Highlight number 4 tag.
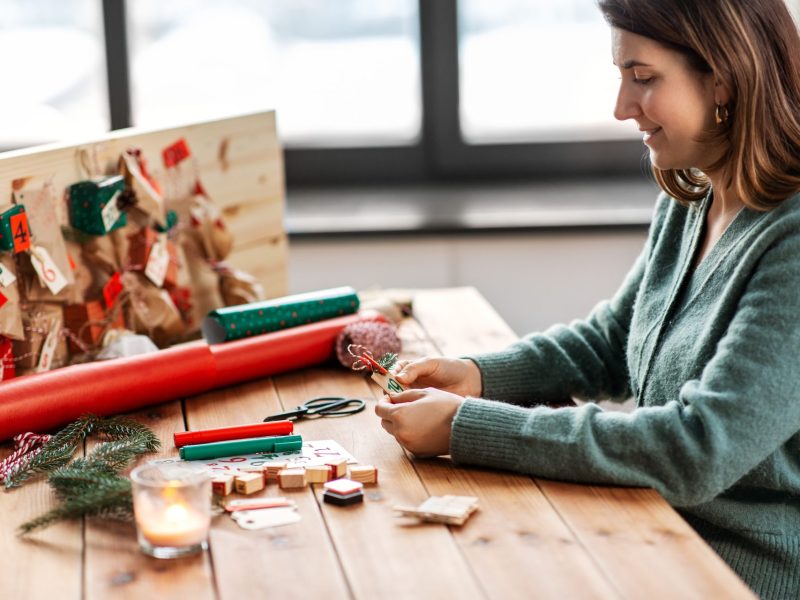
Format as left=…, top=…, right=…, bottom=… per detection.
left=9, top=212, right=31, bottom=253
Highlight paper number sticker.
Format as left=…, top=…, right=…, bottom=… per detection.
left=371, top=371, right=405, bottom=394
left=101, top=191, right=122, bottom=233
left=9, top=212, right=31, bottom=253
left=36, top=318, right=61, bottom=373
left=0, top=264, right=16, bottom=288
left=144, top=236, right=169, bottom=287
left=30, top=246, right=68, bottom=294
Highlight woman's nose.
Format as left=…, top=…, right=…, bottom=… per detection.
left=613, top=83, right=641, bottom=122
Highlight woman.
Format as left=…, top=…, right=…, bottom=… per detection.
left=375, top=1, right=800, bottom=597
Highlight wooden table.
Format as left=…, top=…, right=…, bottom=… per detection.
left=1, top=288, right=755, bottom=599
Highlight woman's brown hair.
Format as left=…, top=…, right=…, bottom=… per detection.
left=598, top=0, right=800, bottom=209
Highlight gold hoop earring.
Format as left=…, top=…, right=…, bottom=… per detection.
left=715, top=104, right=730, bottom=125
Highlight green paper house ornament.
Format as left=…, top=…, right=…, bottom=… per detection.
left=0, top=204, right=30, bottom=252
left=68, top=176, right=127, bottom=235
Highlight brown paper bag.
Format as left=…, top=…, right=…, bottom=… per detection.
left=0, top=254, right=25, bottom=340
left=13, top=302, right=68, bottom=371
left=13, top=186, right=75, bottom=302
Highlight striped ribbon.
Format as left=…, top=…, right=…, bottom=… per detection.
left=0, top=432, right=51, bottom=484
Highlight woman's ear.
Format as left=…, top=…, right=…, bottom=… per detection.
left=714, top=80, right=732, bottom=106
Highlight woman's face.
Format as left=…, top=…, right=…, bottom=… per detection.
left=612, top=28, right=721, bottom=171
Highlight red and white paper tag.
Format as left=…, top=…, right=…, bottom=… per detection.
left=36, top=317, right=61, bottom=373
left=30, top=246, right=68, bottom=294
left=0, top=264, right=16, bottom=288
left=101, top=190, right=122, bottom=233
left=144, top=235, right=169, bottom=287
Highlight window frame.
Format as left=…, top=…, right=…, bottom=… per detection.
left=102, top=0, right=644, bottom=186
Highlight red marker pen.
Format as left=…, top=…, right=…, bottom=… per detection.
left=174, top=420, right=294, bottom=448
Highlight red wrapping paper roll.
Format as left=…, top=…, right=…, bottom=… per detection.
left=0, top=310, right=386, bottom=442
left=211, top=310, right=385, bottom=387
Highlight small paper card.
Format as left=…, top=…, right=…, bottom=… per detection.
left=0, top=264, right=16, bottom=288
left=152, top=440, right=356, bottom=476
left=232, top=507, right=301, bottom=530
left=30, top=246, right=68, bottom=294
left=100, top=190, right=122, bottom=233
left=36, top=317, right=61, bottom=372
left=144, top=235, right=169, bottom=287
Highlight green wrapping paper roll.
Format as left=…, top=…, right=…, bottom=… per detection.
left=202, top=286, right=360, bottom=343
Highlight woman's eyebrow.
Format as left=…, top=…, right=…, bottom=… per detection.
left=615, top=59, right=652, bottom=69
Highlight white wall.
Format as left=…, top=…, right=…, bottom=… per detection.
left=288, top=229, right=647, bottom=336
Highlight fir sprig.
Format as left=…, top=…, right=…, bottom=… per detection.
left=6, top=415, right=158, bottom=489
left=12, top=415, right=161, bottom=534
left=5, top=415, right=97, bottom=489
left=19, top=471, right=133, bottom=534
left=379, top=352, right=399, bottom=371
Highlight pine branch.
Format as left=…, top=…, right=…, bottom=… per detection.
left=19, top=475, right=133, bottom=534
left=379, top=352, right=399, bottom=371
left=5, top=415, right=159, bottom=489
left=16, top=414, right=162, bottom=533
left=5, top=415, right=96, bottom=488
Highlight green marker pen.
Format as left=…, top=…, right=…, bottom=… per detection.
left=179, top=434, right=303, bottom=460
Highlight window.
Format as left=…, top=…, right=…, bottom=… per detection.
left=458, top=0, right=633, bottom=144
left=0, top=2, right=108, bottom=149
left=127, top=0, right=421, bottom=147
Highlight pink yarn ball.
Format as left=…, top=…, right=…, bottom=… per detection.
left=335, top=321, right=402, bottom=369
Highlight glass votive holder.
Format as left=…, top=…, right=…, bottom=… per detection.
left=130, top=463, right=211, bottom=559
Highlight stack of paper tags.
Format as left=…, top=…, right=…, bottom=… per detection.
left=322, top=478, right=364, bottom=506
left=393, top=495, right=479, bottom=526
left=224, top=497, right=300, bottom=530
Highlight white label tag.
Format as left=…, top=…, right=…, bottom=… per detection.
left=36, top=317, right=61, bottom=373
left=30, top=246, right=68, bottom=294
left=232, top=507, right=301, bottom=530
left=0, top=264, right=16, bottom=287
left=144, top=235, right=169, bottom=287
left=371, top=370, right=406, bottom=394
left=101, top=190, right=122, bottom=233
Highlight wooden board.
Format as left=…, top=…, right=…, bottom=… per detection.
left=0, top=110, right=287, bottom=298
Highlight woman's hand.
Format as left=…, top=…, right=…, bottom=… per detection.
left=374, top=388, right=465, bottom=457
left=394, top=357, right=482, bottom=398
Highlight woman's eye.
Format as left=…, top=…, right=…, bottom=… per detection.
left=633, top=77, right=653, bottom=85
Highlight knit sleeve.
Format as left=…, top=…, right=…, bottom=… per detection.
left=467, top=194, right=671, bottom=406
left=450, top=227, right=800, bottom=507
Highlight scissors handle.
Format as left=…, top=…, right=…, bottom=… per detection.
left=305, top=397, right=366, bottom=417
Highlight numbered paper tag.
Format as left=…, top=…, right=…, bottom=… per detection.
left=36, top=317, right=61, bottom=373
left=144, top=235, right=169, bottom=287
left=371, top=370, right=406, bottom=394
left=0, top=264, right=16, bottom=287
left=9, top=212, right=31, bottom=253
left=30, top=246, right=68, bottom=294
left=101, top=190, right=122, bottom=233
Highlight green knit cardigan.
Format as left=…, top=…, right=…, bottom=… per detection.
left=452, top=192, right=800, bottom=599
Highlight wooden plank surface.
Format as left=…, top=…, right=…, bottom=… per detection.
left=388, top=314, right=620, bottom=599
left=274, top=367, right=485, bottom=600
left=83, top=401, right=216, bottom=600
left=184, top=379, right=351, bottom=600
left=0, top=448, right=83, bottom=600
left=410, top=287, right=756, bottom=599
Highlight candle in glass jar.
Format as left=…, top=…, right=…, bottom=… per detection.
left=131, top=464, right=211, bottom=558
left=135, top=493, right=209, bottom=547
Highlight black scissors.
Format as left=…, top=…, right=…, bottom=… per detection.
left=263, top=396, right=366, bottom=422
